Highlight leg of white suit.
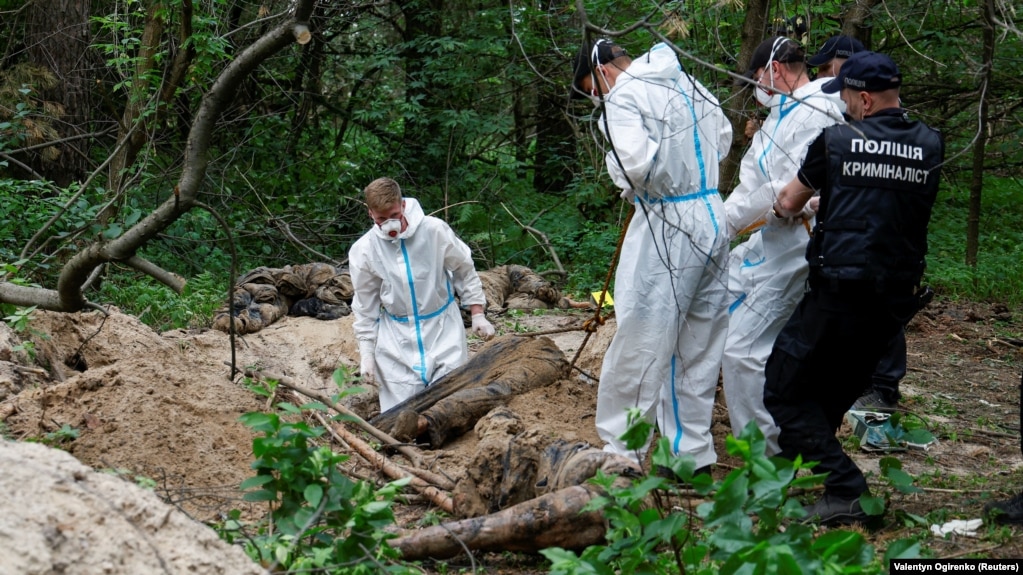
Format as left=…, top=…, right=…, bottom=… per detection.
left=656, top=246, right=728, bottom=468
left=376, top=305, right=468, bottom=412
left=721, top=225, right=809, bottom=454
left=596, top=201, right=728, bottom=468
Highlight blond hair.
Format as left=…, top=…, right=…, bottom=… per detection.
left=364, top=177, right=402, bottom=211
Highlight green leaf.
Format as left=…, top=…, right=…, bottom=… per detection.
left=860, top=494, right=886, bottom=515
left=242, top=489, right=278, bottom=502
left=885, top=537, right=922, bottom=559
left=361, top=500, right=391, bottom=515
left=304, top=483, right=323, bottom=508
left=240, top=475, right=274, bottom=490
left=102, top=223, right=122, bottom=239
left=812, top=529, right=872, bottom=565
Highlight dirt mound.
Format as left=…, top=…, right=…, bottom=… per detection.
left=0, top=438, right=265, bottom=575
left=2, top=309, right=363, bottom=522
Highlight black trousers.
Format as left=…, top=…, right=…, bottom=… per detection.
left=764, top=284, right=916, bottom=497
left=871, top=326, right=906, bottom=402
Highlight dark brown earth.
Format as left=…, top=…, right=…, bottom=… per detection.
left=0, top=297, right=1019, bottom=572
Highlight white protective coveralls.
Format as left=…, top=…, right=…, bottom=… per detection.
left=349, top=197, right=487, bottom=411
left=594, top=43, right=733, bottom=468
left=721, top=78, right=842, bottom=453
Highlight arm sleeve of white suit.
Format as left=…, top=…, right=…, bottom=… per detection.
left=440, top=224, right=487, bottom=308
left=602, top=89, right=658, bottom=191
left=726, top=177, right=791, bottom=239
left=348, top=239, right=382, bottom=343
left=716, top=106, right=733, bottom=163
left=725, top=103, right=837, bottom=239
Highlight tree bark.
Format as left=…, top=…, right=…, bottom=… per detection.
left=842, top=0, right=878, bottom=47
left=719, top=0, right=769, bottom=195
left=967, top=0, right=995, bottom=268
left=390, top=483, right=609, bottom=560
left=104, top=0, right=197, bottom=224
left=24, top=0, right=97, bottom=185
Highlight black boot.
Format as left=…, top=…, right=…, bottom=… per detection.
left=984, top=491, right=1023, bottom=525
left=801, top=492, right=870, bottom=526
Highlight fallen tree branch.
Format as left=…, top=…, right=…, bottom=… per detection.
left=234, top=364, right=422, bottom=468
left=124, top=256, right=187, bottom=293
left=397, top=463, right=457, bottom=491
left=390, top=483, right=608, bottom=560
left=327, top=420, right=453, bottom=514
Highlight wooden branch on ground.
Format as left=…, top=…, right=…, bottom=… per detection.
left=389, top=484, right=608, bottom=560
left=235, top=365, right=422, bottom=468
left=124, top=256, right=186, bottom=293
left=326, top=420, right=453, bottom=514
left=397, top=464, right=457, bottom=491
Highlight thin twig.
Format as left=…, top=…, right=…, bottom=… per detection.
left=235, top=364, right=422, bottom=468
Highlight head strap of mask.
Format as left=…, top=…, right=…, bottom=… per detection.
left=763, top=36, right=788, bottom=80
left=590, top=39, right=609, bottom=101
left=590, top=39, right=627, bottom=100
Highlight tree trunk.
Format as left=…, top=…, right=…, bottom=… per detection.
left=24, top=0, right=96, bottom=186
left=719, top=0, right=769, bottom=195
left=842, top=0, right=878, bottom=47
left=967, top=0, right=995, bottom=268
left=534, top=89, right=576, bottom=195
left=104, top=0, right=197, bottom=225
left=395, top=0, right=448, bottom=187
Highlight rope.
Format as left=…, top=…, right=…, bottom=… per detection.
left=568, top=203, right=635, bottom=374
left=734, top=215, right=813, bottom=239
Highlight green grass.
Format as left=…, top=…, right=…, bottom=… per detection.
left=96, top=270, right=226, bottom=331
left=926, top=177, right=1023, bottom=305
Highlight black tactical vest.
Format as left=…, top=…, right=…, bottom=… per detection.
left=808, top=111, right=944, bottom=291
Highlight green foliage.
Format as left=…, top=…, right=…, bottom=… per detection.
left=4, top=304, right=35, bottom=332
left=543, top=420, right=919, bottom=574
left=548, top=219, right=622, bottom=295
left=219, top=378, right=417, bottom=574
left=96, top=271, right=225, bottom=331
left=3, top=303, right=46, bottom=360
left=102, top=467, right=158, bottom=490
left=0, top=0, right=1020, bottom=336
left=926, top=178, right=1023, bottom=305
left=28, top=423, right=80, bottom=447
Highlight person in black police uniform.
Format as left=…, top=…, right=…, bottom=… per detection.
left=983, top=370, right=1023, bottom=524
left=763, top=51, right=945, bottom=526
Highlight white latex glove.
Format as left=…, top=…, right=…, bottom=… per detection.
left=358, top=340, right=376, bottom=384
left=765, top=203, right=814, bottom=228
left=807, top=196, right=820, bottom=214
left=471, top=313, right=495, bottom=340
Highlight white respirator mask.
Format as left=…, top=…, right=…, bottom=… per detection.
left=379, top=218, right=402, bottom=238
left=754, top=85, right=776, bottom=107
left=754, top=63, right=778, bottom=107
left=754, top=37, right=788, bottom=108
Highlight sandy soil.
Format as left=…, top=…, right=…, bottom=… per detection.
left=0, top=298, right=1020, bottom=572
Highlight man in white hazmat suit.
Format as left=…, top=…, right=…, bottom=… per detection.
left=721, top=37, right=843, bottom=453
left=572, top=39, right=732, bottom=472
left=349, top=177, right=495, bottom=412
